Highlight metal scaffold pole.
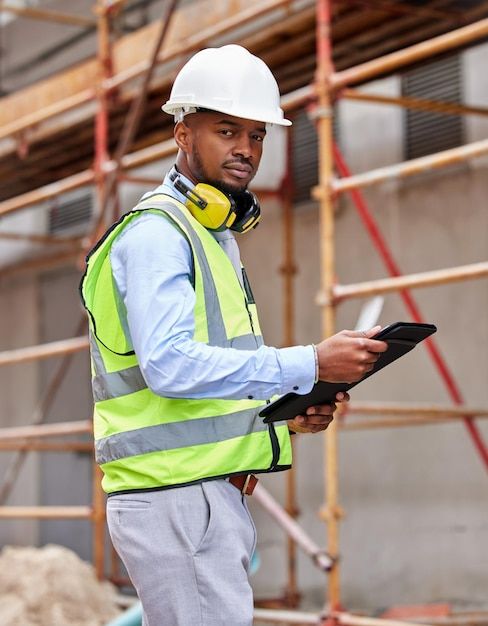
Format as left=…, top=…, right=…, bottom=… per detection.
left=315, top=0, right=341, bottom=611
left=282, top=131, right=300, bottom=606
left=91, top=0, right=116, bottom=579
left=93, top=0, right=115, bottom=240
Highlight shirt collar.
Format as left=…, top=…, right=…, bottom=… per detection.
left=140, top=166, right=192, bottom=206
left=162, top=167, right=194, bottom=206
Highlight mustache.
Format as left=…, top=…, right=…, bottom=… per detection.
left=223, top=157, right=254, bottom=170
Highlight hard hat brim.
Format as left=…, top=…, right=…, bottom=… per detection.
left=161, top=102, right=292, bottom=127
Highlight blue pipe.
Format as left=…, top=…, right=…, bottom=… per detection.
left=105, top=602, right=142, bottom=626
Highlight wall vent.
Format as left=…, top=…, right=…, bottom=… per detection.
left=291, top=109, right=318, bottom=204
left=48, top=193, right=93, bottom=234
left=291, top=108, right=339, bottom=205
left=402, top=54, right=463, bottom=160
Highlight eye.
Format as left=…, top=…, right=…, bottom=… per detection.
left=253, top=134, right=265, bottom=143
left=219, top=129, right=233, bottom=137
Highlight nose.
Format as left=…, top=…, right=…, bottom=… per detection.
left=233, top=134, right=252, bottom=159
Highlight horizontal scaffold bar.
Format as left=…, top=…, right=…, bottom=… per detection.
left=336, top=612, right=435, bottom=626
left=0, top=420, right=92, bottom=441
left=253, top=607, right=321, bottom=624
left=349, top=403, right=488, bottom=417
left=0, top=90, right=95, bottom=143
left=0, top=441, right=92, bottom=452
left=339, top=404, right=488, bottom=431
left=0, top=249, right=80, bottom=280
left=0, top=4, right=96, bottom=27
left=331, top=17, right=488, bottom=90
left=331, top=137, right=488, bottom=193
left=340, top=415, right=488, bottom=431
left=0, top=506, right=93, bottom=519
left=0, top=336, right=89, bottom=366
left=341, top=88, right=488, bottom=118
left=0, top=170, right=95, bottom=218
left=330, top=262, right=488, bottom=301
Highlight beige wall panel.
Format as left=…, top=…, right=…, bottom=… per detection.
left=239, top=197, right=285, bottom=348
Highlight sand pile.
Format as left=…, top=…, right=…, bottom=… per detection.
left=0, top=544, right=122, bottom=626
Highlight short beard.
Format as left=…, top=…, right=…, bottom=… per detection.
left=192, top=146, right=248, bottom=195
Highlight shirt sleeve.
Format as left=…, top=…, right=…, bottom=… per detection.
left=110, top=213, right=316, bottom=401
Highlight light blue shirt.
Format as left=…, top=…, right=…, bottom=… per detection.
left=110, top=170, right=315, bottom=401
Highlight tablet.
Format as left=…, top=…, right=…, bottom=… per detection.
left=259, top=322, right=437, bottom=423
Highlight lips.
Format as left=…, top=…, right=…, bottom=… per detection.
left=223, top=163, right=253, bottom=180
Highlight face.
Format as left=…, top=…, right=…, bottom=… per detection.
left=174, top=112, right=266, bottom=194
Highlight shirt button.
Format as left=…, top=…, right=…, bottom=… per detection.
left=248, top=395, right=254, bottom=400
left=293, top=386, right=299, bottom=391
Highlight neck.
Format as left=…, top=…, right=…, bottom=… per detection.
left=175, top=152, right=198, bottom=185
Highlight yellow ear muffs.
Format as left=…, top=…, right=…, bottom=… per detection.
left=170, top=169, right=237, bottom=231
left=185, top=183, right=236, bottom=231
left=169, top=168, right=260, bottom=233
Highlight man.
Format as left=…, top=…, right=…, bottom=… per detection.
left=80, top=45, right=387, bottom=626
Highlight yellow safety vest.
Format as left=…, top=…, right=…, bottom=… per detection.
left=80, top=194, right=292, bottom=494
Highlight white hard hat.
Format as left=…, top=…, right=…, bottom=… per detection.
left=162, top=45, right=291, bottom=127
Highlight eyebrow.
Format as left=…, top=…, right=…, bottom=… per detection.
left=214, top=119, right=266, bottom=133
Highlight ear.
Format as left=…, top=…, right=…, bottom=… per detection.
left=174, top=120, right=192, bottom=153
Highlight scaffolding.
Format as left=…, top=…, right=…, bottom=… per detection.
left=0, top=1, right=488, bottom=624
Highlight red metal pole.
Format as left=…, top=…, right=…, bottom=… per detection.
left=332, top=143, right=488, bottom=472
left=94, top=0, right=112, bottom=230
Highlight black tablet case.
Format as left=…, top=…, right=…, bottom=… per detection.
left=259, top=322, right=437, bottom=423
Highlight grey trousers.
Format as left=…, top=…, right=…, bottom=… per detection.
left=107, top=479, right=257, bottom=626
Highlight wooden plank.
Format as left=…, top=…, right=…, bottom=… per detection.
left=0, top=60, right=100, bottom=127
left=0, top=5, right=96, bottom=27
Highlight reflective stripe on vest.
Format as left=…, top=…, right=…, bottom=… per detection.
left=95, top=406, right=268, bottom=465
left=159, top=201, right=227, bottom=346
left=90, top=332, right=260, bottom=403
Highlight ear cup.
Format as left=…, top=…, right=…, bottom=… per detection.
left=229, top=190, right=261, bottom=233
left=187, top=183, right=236, bottom=231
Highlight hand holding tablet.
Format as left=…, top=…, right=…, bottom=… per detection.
left=260, top=322, right=437, bottom=424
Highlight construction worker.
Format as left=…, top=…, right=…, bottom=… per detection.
left=80, top=45, right=387, bottom=626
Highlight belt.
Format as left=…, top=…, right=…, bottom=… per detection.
left=227, top=474, right=258, bottom=496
